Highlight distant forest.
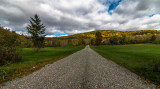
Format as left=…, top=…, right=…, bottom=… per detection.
left=45, top=30, right=160, bottom=46
left=1, top=26, right=160, bottom=48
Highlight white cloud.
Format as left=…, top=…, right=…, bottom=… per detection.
left=45, top=35, right=56, bottom=37
left=0, top=0, right=160, bottom=36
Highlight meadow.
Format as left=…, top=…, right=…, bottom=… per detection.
left=91, top=44, right=160, bottom=85
left=0, top=46, right=84, bottom=83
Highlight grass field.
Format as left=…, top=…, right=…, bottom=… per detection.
left=91, top=44, right=160, bottom=85
left=0, top=46, right=84, bottom=83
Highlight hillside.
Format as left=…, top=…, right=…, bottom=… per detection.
left=49, top=30, right=160, bottom=39
left=45, top=30, right=160, bottom=46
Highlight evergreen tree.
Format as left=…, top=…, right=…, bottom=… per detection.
left=27, top=14, right=46, bottom=51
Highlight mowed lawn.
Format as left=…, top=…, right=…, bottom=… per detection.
left=91, top=44, right=160, bottom=85
left=0, top=46, right=84, bottom=83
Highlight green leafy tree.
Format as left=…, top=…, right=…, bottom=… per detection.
left=110, top=36, right=119, bottom=45
left=27, top=14, right=46, bottom=51
left=95, top=31, right=102, bottom=46
left=119, top=34, right=127, bottom=44
left=151, top=34, right=156, bottom=42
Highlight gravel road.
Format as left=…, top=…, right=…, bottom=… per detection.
left=2, top=45, right=156, bottom=89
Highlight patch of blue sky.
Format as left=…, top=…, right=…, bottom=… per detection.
left=148, top=14, right=155, bottom=17
left=54, top=33, right=67, bottom=37
left=148, top=13, right=160, bottom=17
left=108, top=0, right=122, bottom=11
left=108, top=0, right=122, bottom=15
left=98, top=0, right=122, bottom=15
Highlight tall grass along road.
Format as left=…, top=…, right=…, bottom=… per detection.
left=2, top=46, right=155, bottom=89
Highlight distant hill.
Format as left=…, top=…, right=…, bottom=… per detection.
left=45, top=30, right=160, bottom=46
left=49, top=30, right=160, bottom=39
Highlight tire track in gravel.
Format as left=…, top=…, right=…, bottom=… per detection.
left=2, top=45, right=156, bottom=89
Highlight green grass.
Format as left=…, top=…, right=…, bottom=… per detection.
left=91, top=44, right=160, bottom=85
left=0, top=46, right=84, bottom=83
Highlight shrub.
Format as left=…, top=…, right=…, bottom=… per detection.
left=0, top=46, right=22, bottom=66
left=0, top=27, right=23, bottom=66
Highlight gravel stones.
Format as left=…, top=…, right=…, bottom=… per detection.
left=2, top=46, right=156, bottom=89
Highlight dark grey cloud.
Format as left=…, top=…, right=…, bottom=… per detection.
left=136, top=0, right=149, bottom=11
left=114, top=0, right=160, bottom=19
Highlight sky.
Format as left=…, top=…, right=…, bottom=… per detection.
left=0, top=0, right=160, bottom=37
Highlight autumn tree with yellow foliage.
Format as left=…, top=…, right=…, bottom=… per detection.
left=95, top=31, right=102, bottom=46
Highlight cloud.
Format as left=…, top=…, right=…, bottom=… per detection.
left=0, top=0, right=160, bottom=36
left=45, top=33, right=68, bottom=37
left=45, top=35, right=56, bottom=37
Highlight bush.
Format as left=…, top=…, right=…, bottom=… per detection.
left=0, top=46, right=22, bottom=66
left=0, top=27, right=23, bottom=66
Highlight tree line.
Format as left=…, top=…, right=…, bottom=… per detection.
left=45, top=30, right=160, bottom=47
